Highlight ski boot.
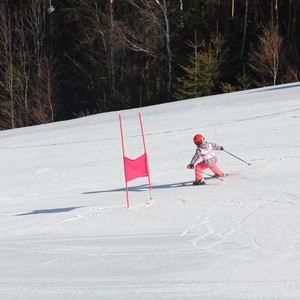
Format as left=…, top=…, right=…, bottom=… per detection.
left=193, top=179, right=206, bottom=185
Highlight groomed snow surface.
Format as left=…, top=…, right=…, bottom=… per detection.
left=1, top=83, right=300, bottom=300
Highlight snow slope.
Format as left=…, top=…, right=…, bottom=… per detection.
left=0, top=83, right=300, bottom=300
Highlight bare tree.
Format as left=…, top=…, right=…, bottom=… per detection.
left=108, top=0, right=117, bottom=102
left=25, top=0, right=55, bottom=123
left=0, top=1, right=15, bottom=128
left=154, top=0, right=172, bottom=101
left=248, top=24, right=283, bottom=86
left=240, top=0, right=249, bottom=62
left=115, top=0, right=173, bottom=101
left=74, top=0, right=119, bottom=107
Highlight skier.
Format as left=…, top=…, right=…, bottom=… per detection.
left=187, top=134, right=225, bottom=185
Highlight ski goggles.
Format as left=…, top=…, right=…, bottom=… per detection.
left=194, top=142, right=203, bottom=146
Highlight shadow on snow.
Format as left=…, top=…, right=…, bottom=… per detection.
left=248, top=83, right=300, bottom=93
left=16, top=206, right=83, bottom=216
left=82, top=182, right=194, bottom=195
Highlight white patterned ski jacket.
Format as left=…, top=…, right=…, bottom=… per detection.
left=190, top=140, right=222, bottom=166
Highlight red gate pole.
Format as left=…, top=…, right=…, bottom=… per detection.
left=138, top=112, right=153, bottom=200
left=119, top=114, right=130, bottom=208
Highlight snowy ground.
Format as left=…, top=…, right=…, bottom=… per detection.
left=0, top=83, right=300, bottom=299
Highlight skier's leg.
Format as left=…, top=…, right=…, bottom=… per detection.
left=195, top=162, right=209, bottom=181
left=210, top=164, right=225, bottom=176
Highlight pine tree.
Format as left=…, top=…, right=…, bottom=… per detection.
left=175, top=30, right=227, bottom=100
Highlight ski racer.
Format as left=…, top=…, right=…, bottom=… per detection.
left=187, top=134, right=225, bottom=185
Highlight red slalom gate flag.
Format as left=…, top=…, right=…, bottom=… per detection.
left=123, top=152, right=149, bottom=182
left=119, top=113, right=152, bottom=207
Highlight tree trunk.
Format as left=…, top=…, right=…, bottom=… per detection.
left=240, top=0, right=249, bottom=62
left=109, top=0, right=116, bottom=105
left=155, top=0, right=172, bottom=101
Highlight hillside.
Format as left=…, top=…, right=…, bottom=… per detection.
left=0, top=83, right=300, bottom=299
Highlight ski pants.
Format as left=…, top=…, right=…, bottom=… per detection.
left=195, top=162, right=224, bottom=181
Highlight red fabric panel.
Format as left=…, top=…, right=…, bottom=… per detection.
left=124, top=153, right=149, bottom=182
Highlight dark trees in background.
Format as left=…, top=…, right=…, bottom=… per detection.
left=0, top=0, right=299, bottom=130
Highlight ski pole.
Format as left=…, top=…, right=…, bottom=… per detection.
left=189, top=168, right=224, bottom=181
left=222, top=149, right=251, bottom=166
left=200, top=170, right=224, bottom=181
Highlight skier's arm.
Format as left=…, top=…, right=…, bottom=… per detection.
left=210, top=142, right=224, bottom=151
left=190, top=149, right=201, bottom=165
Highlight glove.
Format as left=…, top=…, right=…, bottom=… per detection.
left=220, top=146, right=224, bottom=150
left=187, top=164, right=194, bottom=169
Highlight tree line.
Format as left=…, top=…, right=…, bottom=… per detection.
left=0, top=0, right=299, bottom=130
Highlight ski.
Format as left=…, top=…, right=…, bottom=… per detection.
left=204, top=173, right=238, bottom=180
left=182, top=173, right=238, bottom=186
left=181, top=181, right=217, bottom=186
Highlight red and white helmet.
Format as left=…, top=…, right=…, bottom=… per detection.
left=193, top=134, right=204, bottom=145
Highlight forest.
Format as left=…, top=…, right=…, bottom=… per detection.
left=0, top=0, right=299, bottom=130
